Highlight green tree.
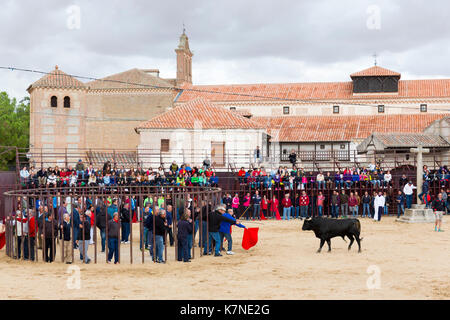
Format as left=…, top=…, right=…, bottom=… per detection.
left=0, top=91, right=30, bottom=170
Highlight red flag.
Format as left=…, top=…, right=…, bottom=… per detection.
left=0, top=232, right=5, bottom=250
left=242, top=227, right=259, bottom=250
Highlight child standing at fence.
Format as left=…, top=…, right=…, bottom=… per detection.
left=243, top=193, right=251, bottom=220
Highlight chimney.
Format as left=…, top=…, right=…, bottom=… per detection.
left=141, top=69, right=160, bottom=78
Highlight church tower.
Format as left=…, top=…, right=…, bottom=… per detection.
left=175, top=29, right=193, bottom=86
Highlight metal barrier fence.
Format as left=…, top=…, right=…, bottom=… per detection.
left=3, top=185, right=222, bottom=264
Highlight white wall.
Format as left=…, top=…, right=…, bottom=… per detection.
left=138, top=128, right=264, bottom=169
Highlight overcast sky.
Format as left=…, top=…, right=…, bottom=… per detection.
left=2, top=0, right=450, bottom=100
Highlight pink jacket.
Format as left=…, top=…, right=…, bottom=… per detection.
left=232, top=197, right=240, bottom=208
left=243, top=196, right=250, bottom=207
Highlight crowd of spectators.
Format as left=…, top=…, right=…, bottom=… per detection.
left=237, top=164, right=450, bottom=191
left=18, top=159, right=220, bottom=189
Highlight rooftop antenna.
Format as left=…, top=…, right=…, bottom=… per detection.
left=182, top=22, right=186, bottom=34
left=373, top=53, right=378, bottom=66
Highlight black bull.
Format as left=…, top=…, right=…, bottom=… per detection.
left=302, top=217, right=363, bottom=253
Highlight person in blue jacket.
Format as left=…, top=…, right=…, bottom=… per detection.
left=219, top=208, right=245, bottom=255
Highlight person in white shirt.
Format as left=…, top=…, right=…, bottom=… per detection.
left=69, top=172, right=77, bottom=187
left=384, top=171, right=392, bottom=188
left=403, top=181, right=416, bottom=209
left=20, top=166, right=30, bottom=186
left=316, top=171, right=325, bottom=189
left=373, top=191, right=385, bottom=221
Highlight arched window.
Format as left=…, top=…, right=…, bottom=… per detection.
left=64, top=96, right=71, bottom=108
left=50, top=96, right=57, bottom=108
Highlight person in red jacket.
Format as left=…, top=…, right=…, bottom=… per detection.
left=238, top=167, right=246, bottom=184
left=298, top=191, right=310, bottom=220
left=281, top=194, right=292, bottom=221
left=27, top=209, right=36, bottom=261
left=269, top=195, right=281, bottom=220
left=261, top=195, right=269, bottom=219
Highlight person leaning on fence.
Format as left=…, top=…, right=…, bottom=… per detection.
left=206, top=205, right=237, bottom=257
left=107, top=212, right=120, bottom=264
left=177, top=210, right=193, bottom=262
left=61, top=213, right=73, bottom=264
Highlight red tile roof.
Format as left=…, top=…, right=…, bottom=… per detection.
left=253, top=114, right=449, bottom=142
left=136, top=98, right=264, bottom=130
left=177, top=79, right=450, bottom=102
left=29, top=66, right=85, bottom=90
left=350, top=66, right=401, bottom=78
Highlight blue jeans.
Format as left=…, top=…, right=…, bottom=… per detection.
left=318, top=206, right=323, bottom=216
left=77, top=170, right=85, bottom=180
left=100, top=228, right=106, bottom=251
left=300, top=206, right=308, bottom=218
left=317, top=181, right=325, bottom=189
left=397, top=204, right=404, bottom=217
left=350, top=206, right=358, bottom=217
left=187, top=233, right=193, bottom=259
left=79, top=240, right=90, bottom=263
left=121, top=222, right=130, bottom=242
left=253, top=204, right=260, bottom=219
left=332, top=205, right=339, bottom=218
left=108, top=238, right=119, bottom=263
left=208, top=232, right=222, bottom=255
left=295, top=206, right=300, bottom=219
left=406, top=194, right=413, bottom=209
left=345, top=181, right=353, bottom=188
left=220, top=232, right=232, bottom=251
left=155, top=235, right=164, bottom=262
left=384, top=205, right=388, bottom=215
left=283, top=207, right=291, bottom=220
left=73, top=227, right=79, bottom=248
left=177, top=237, right=189, bottom=262
left=363, top=203, right=370, bottom=217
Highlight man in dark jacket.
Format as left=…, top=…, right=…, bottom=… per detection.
left=78, top=213, right=91, bottom=264
left=120, top=203, right=130, bottom=243
left=154, top=209, right=169, bottom=263
left=207, top=205, right=237, bottom=257
left=288, top=150, right=297, bottom=168
left=44, top=213, right=58, bottom=263
left=96, top=205, right=108, bottom=252
left=107, top=212, right=120, bottom=264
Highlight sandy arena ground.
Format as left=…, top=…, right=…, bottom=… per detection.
left=0, top=216, right=448, bottom=300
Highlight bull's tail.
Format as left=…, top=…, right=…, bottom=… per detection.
left=355, top=219, right=361, bottom=233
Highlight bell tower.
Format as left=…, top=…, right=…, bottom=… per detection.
left=175, top=28, right=193, bottom=86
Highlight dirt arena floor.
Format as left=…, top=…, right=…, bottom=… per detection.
left=0, top=216, right=448, bottom=300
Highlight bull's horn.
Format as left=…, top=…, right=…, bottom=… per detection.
left=305, top=217, right=312, bottom=221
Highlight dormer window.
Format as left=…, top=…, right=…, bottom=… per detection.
left=378, top=105, right=385, bottom=113
left=420, top=104, right=427, bottom=112
left=351, top=66, right=401, bottom=94
left=50, top=96, right=57, bottom=108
